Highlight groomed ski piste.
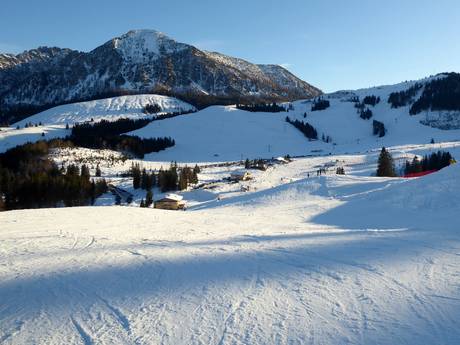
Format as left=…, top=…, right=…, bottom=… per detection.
left=1, top=76, right=460, bottom=344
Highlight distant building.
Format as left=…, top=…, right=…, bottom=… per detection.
left=230, top=171, right=252, bottom=182
left=154, top=193, right=186, bottom=210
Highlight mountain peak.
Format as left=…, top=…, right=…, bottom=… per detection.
left=110, top=29, right=185, bottom=60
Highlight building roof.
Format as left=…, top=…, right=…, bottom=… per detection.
left=164, top=193, right=183, bottom=201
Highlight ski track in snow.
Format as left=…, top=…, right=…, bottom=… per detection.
left=1, top=172, right=460, bottom=345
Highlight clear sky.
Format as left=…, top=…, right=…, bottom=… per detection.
left=1, top=0, right=459, bottom=92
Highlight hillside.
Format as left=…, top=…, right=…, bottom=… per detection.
left=0, top=29, right=321, bottom=124
left=3, top=74, right=460, bottom=159
left=128, top=105, right=308, bottom=162
left=125, top=74, right=460, bottom=162
left=13, top=94, right=195, bottom=127
left=0, top=94, right=194, bottom=153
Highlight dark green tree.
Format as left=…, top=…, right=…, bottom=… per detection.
left=132, top=164, right=141, bottom=189
left=145, top=189, right=153, bottom=207
left=376, top=147, right=396, bottom=177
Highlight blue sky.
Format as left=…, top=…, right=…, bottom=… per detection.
left=1, top=0, right=459, bottom=92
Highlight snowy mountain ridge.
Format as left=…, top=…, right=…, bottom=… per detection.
left=0, top=29, right=321, bottom=124
left=111, top=29, right=188, bottom=62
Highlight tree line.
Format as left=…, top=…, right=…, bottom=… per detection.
left=285, top=116, right=318, bottom=140
left=0, top=140, right=107, bottom=211
left=363, top=95, right=381, bottom=106
left=388, top=83, right=423, bottom=108
left=70, top=118, right=175, bottom=158
left=311, top=98, right=330, bottom=111
left=236, top=103, right=286, bottom=113
left=131, top=162, right=200, bottom=195
left=404, top=151, right=453, bottom=175
left=409, top=73, right=460, bottom=115
left=376, top=147, right=454, bottom=177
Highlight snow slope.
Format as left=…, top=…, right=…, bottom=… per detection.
left=1, top=161, right=459, bottom=344
left=0, top=125, right=69, bottom=153
left=124, top=75, right=460, bottom=163
left=129, top=105, right=310, bottom=162
left=13, top=94, right=195, bottom=127
left=0, top=94, right=194, bottom=153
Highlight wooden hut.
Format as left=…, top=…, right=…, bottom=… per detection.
left=154, top=193, right=186, bottom=210
left=230, top=171, right=252, bottom=182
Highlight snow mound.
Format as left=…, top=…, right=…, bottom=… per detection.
left=312, top=163, right=460, bottom=230
left=13, top=94, right=195, bottom=127
left=371, top=163, right=460, bottom=211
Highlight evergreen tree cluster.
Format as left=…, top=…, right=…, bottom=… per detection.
left=135, top=163, right=197, bottom=206
left=376, top=147, right=396, bottom=177
left=404, top=151, right=453, bottom=175
left=388, top=83, right=422, bottom=108
left=311, top=98, right=330, bottom=111
left=360, top=108, right=373, bottom=120
left=22, top=121, right=43, bottom=129
left=354, top=97, right=376, bottom=120
left=244, top=158, right=267, bottom=170
left=143, top=103, right=162, bottom=114
left=363, top=95, right=381, bottom=106
left=236, top=103, right=286, bottom=113
left=373, top=120, right=386, bottom=137
left=72, top=118, right=152, bottom=138
left=131, top=164, right=157, bottom=190
left=158, top=163, right=179, bottom=192
left=71, top=118, right=175, bottom=158
left=409, top=73, right=460, bottom=115
left=336, top=167, right=345, bottom=175
left=347, top=96, right=360, bottom=103
left=285, top=116, right=318, bottom=140
left=0, top=140, right=107, bottom=210
left=178, top=166, right=199, bottom=190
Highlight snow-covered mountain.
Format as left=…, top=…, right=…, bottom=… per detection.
left=13, top=94, right=195, bottom=127
left=0, top=29, right=321, bottom=124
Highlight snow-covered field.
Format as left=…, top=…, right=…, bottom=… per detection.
left=1, top=148, right=460, bottom=344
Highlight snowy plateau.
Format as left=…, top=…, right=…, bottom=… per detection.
left=1, top=73, right=460, bottom=345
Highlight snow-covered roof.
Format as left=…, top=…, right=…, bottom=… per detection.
left=164, top=193, right=183, bottom=201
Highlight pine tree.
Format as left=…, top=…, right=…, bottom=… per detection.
left=376, top=147, right=396, bottom=177
left=245, top=159, right=250, bottom=169
left=140, top=199, right=146, bottom=207
left=141, top=168, right=148, bottom=190
left=95, top=164, right=101, bottom=177
left=179, top=168, right=189, bottom=190
left=132, top=164, right=141, bottom=189
left=145, top=189, right=153, bottom=207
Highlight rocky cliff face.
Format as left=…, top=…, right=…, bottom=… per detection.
left=0, top=30, right=322, bottom=123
